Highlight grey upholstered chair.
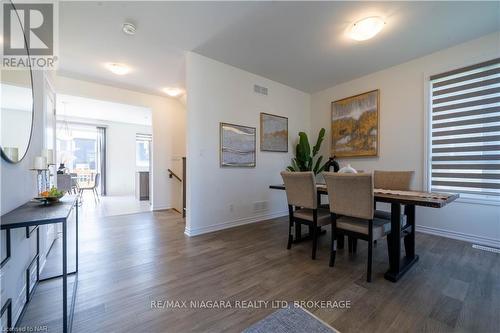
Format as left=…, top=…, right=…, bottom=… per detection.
left=373, top=170, right=414, bottom=220
left=323, top=172, right=391, bottom=282
left=280, top=171, right=332, bottom=260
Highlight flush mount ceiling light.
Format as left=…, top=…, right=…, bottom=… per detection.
left=105, top=63, right=130, bottom=75
left=162, top=87, right=184, bottom=97
left=122, top=22, right=136, bottom=35
left=349, top=16, right=385, bottom=41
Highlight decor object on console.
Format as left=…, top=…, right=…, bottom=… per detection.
left=260, top=113, right=288, bottom=152
left=338, top=164, right=358, bottom=174
left=286, top=128, right=328, bottom=175
left=331, top=90, right=379, bottom=157
left=220, top=122, right=256, bottom=167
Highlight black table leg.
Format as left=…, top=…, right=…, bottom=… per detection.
left=384, top=203, right=419, bottom=282
left=404, top=205, right=416, bottom=257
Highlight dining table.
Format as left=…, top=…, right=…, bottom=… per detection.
left=269, top=184, right=459, bottom=282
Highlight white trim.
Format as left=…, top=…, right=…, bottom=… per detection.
left=416, top=225, right=500, bottom=248
left=456, top=196, right=500, bottom=207
left=184, top=210, right=288, bottom=237
left=152, top=205, right=172, bottom=211
left=422, top=73, right=433, bottom=192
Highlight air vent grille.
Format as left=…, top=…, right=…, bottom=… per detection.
left=254, top=84, right=268, bottom=96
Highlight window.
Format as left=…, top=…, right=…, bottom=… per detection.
left=136, top=133, right=151, bottom=168
left=429, top=58, right=500, bottom=201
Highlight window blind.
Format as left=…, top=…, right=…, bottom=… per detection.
left=430, top=58, right=500, bottom=199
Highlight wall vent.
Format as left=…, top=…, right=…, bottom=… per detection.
left=472, top=244, right=500, bottom=254
left=254, top=84, right=268, bottom=96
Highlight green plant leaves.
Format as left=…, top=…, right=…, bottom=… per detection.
left=287, top=128, right=326, bottom=175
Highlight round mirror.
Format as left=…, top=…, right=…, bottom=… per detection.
left=1, top=1, right=34, bottom=163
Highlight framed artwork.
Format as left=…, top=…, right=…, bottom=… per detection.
left=331, top=89, right=379, bottom=157
left=220, top=122, right=256, bottom=167
left=260, top=113, right=288, bottom=152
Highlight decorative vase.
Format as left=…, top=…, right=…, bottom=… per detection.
left=57, top=163, right=67, bottom=174
left=338, top=164, right=357, bottom=174
left=327, top=156, right=340, bottom=172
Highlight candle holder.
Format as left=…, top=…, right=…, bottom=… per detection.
left=30, top=168, right=49, bottom=195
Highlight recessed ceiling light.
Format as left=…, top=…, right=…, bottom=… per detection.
left=349, top=16, right=385, bottom=41
left=122, top=23, right=136, bottom=35
left=162, top=87, right=184, bottom=97
left=105, top=63, right=130, bottom=75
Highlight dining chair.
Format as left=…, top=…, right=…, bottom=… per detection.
left=69, top=173, right=79, bottom=194
left=373, top=170, right=414, bottom=221
left=323, top=172, right=391, bottom=282
left=79, top=173, right=100, bottom=204
left=280, top=171, right=332, bottom=260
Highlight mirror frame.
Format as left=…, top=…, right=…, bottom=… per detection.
left=1, top=0, right=35, bottom=164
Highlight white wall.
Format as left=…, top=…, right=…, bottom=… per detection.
left=185, top=52, right=310, bottom=236
left=311, top=33, right=500, bottom=247
left=53, top=75, right=186, bottom=210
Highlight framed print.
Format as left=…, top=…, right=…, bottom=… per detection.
left=220, top=123, right=256, bottom=167
left=260, top=113, right=288, bottom=152
left=331, top=89, right=379, bottom=157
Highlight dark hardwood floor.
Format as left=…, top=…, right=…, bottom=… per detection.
left=19, top=210, right=500, bottom=332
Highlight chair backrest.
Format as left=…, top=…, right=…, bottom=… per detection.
left=323, top=172, right=374, bottom=220
left=94, top=173, right=100, bottom=188
left=57, top=174, right=72, bottom=192
left=373, top=170, right=414, bottom=191
left=280, top=171, right=317, bottom=209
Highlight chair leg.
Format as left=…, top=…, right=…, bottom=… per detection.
left=92, top=189, right=98, bottom=204
left=329, top=219, right=336, bottom=267
left=348, top=236, right=353, bottom=253
left=367, top=220, right=374, bottom=282
left=353, top=238, right=358, bottom=253
left=311, top=222, right=318, bottom=260
left=367, top=240, right=373, bottom=282
left=95, top=188, right=100, bottom=202
left=287, top=205, right=293, bottom=249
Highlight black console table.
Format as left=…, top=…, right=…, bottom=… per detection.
left=1, top=196, right=79, bottom=333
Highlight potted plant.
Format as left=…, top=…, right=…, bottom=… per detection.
left=286, top=128, right=330, bottom=175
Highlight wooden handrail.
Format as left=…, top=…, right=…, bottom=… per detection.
left=167, top=169, right=182, bottom=182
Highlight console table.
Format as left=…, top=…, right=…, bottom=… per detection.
left=1, top=196, right=79, bottom=333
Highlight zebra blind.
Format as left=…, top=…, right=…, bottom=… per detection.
left=430, top=58, right=500, bottom=199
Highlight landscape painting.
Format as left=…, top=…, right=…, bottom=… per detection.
left=260, top=113, right=288, bottom=152
left=220, top=122, right=256, bottom=167
left=331, top=90, right=379, bottom=157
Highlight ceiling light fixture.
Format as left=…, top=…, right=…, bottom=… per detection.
left=349, top=16, right=385, bottom=41
left=105, top=63, right=130, bottom=75
left=122, top=22, right=136, bottom=35
left=162, top=87, right=184, bottom=97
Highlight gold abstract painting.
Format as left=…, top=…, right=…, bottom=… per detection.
left=331, top=90, right=379, bottom=157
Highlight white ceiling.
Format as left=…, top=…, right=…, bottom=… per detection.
left=57, top=94, right=152, bottom=126
left=59, top=1, right=499, bottom=94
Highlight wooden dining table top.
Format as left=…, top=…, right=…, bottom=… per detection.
left=269, top=184, right=459, bottom=208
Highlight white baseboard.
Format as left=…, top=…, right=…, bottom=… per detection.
left=184, top=210, right=288, bottom=237
left=416, top=225, right=500, bottom=248
left=152, top=205, right=172, bottom=211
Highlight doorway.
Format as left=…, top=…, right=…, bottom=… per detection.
left=55, top=94, right=153, bottom=219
